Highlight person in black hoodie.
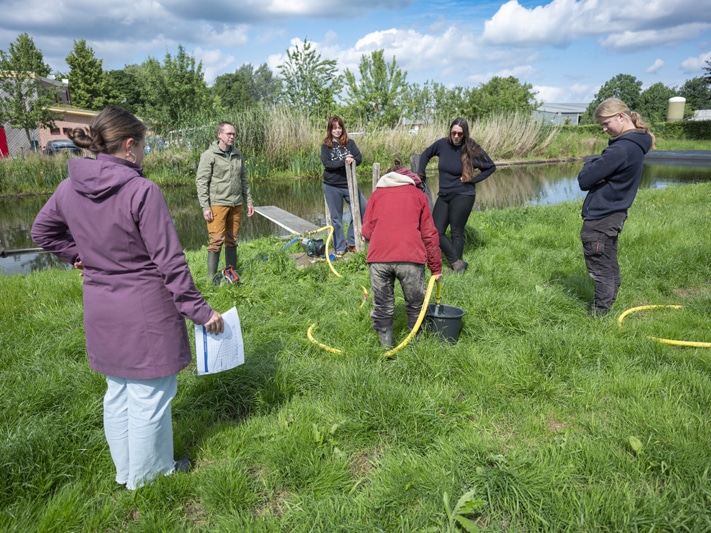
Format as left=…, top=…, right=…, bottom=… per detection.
left=577, top=98, right=655, bottom=316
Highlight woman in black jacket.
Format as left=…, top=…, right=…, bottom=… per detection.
left=418, top=117, right=496, bottom=273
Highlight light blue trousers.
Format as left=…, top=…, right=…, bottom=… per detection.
left=104, top=375, right=177, bottom=490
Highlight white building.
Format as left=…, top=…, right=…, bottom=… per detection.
left=533, top=103, right=588, bottom=125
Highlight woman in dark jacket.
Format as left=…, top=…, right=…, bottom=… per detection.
left=418, top=117, right=496, bottom=273
left=31, top=106, right=223, bottom=490
left=320, top=115, right=367, bottom=256
left=577, top=98, right=655, bottom=316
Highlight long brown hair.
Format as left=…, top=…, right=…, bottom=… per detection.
left=323, top=115, right=350, bottom=148
left=448, top=117, right=488, bottom=183
left=69, top=106, right=146, bottom=155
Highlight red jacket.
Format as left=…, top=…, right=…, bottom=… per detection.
left=361, top=171, right=442, bottom=275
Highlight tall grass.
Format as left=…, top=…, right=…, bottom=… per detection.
left=1, top=107, right=709, bottom=195
left=2, top=182, right=710, bottom=531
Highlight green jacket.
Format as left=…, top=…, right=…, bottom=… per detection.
left=196, top=141, right=254, bottom=211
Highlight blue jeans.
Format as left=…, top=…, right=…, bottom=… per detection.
left=104, top=374, right=177, bottom=490
left=432, top=193, right=476, bottom=266
left=323, top=183, right=367, bottom=253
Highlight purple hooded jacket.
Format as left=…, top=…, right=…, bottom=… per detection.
left=31, top=154, right=215, bottom=379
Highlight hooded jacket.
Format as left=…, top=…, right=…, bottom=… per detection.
left=361, top=170, right=442, bottom=275
left=31, top=154, right=214, bottom=380
left=196, top=141, right=254, bottom=210
left=578, top=129, right=653, bottom=220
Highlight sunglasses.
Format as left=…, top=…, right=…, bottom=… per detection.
left=450, top=131, right=464, bottom=137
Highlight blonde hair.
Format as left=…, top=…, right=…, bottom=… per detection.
left=68, top=106, right=147, bottom=155
left=594, top=98, right=656, bottom=148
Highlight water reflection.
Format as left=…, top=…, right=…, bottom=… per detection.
left=3, top=160, right=710, bottom=275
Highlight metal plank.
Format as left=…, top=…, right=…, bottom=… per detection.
left=254, top=205, right=321, bottom=235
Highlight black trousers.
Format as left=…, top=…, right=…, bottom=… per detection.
left=580, top=212, right=627, bottom=315
left=432, top=193, right=476, bottom=266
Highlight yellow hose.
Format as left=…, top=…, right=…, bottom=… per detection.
left=617, top=304, right=711, bottom=348
left=307, top=323, right=343, bottom=354
left=360, top=285, right=370, bottom=308
left=383, top=276, right=440, bottom=358
left=307, top=225, right=342, bottom=278
left=306, top=276, right=441, bottom=357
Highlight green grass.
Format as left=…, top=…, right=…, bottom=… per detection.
left=1, top=183, right=711, bottom=531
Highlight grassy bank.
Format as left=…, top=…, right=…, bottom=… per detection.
left=2, top=182, right=710, bottom=531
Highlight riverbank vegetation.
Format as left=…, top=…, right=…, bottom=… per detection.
left=2, top=182, right=710, bottom=531
left=1, top=105, right=710, bottom=197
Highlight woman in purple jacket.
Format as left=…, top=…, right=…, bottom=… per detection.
left=31, top=106, right=223, bottom=490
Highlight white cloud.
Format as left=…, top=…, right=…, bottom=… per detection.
left=534, top=83, right=597, bottom=104
left=599, top=23, right=709, bottom=51
left=483, top=0, right=711, bottom=48
left=646, top=59, right=664, bottom=73
left=681, top=50, right=711, bottom=72
left=193, top=48, right=237, bottom=85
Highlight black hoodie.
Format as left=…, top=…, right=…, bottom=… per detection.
left=578, top=129, right=653, bottom=220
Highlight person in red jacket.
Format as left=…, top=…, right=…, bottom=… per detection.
left=362, top=159, right=443, bottom=347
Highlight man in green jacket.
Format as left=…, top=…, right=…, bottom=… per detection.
left=196, top=121, right=254, bottom=280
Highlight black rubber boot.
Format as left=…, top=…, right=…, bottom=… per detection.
left=225, top=246, right=237, bottom=269
left=378, top=327, right=393, bottom=348
left=449, top=259, right=469, bottom=274
left=208, top=251, right=220, bottom=282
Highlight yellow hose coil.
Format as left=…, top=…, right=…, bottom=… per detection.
left=383, top=275, right=440, bottom=358
left=307, top=225, right=342, bottom=278
left=617, top=304, right=711, bottom=348
left=306, top=276, right=441, bottom=357
left=307, top=323, right=343, bottom=354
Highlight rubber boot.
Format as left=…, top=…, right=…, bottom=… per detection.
left=225, top=246, right=237, bottom=269
left=207, top=251, right=220, bottom=283
left=378, top=327, right=393, bottom=348
left=449, top=259, right=469, bottom=274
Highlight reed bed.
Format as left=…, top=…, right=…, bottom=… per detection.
left=1, top=107, right=708, bottom=195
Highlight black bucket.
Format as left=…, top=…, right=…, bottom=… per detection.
left=424, top=303, right=465, bottom=343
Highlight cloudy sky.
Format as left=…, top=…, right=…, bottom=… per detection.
left=1, top=0, right=709, bottom=104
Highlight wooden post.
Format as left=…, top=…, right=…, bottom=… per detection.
left=345, top=161, right=365, bottom=251
left=372, top=162, right=380, bottom=190
left=410, top=152, right=434, bottom=210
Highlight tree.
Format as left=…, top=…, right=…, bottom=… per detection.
left=0, top=33, right=57, bottom=146
left=637, top=82, right=676, bottom=123
left=139, top=45, right=213, bottom=134
left=277, top=39, right=341, bottom=117
left=212, top=63, right=280, bottom=110
left=464, top=76, right=538, bottom=119
left=581, top=74, right=642, bottom=124
left=65, top=40, right=119, bottom=110
left=107, top=65, right=145, bottom=113
left=679, top=76, right=711, bottom=115
left=343, top=49, right=408, bottom=128
left=703, top=58, right=711, bottom=86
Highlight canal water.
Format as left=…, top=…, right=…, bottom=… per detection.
left=2, top=156, right=710, bottom=275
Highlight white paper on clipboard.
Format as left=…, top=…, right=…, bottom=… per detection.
left=194, top=307, right=244, bottom=375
